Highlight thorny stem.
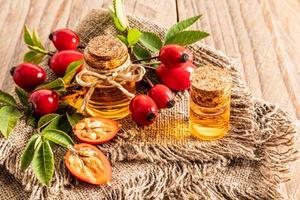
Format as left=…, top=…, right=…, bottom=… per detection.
left=132, top=56, right=159, bottom=63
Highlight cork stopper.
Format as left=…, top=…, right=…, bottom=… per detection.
left=190, top=64, right=232, bottom=108
left=84, top=35, right=128, bottom=70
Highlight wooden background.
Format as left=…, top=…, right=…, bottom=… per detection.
left=0, top=0, right=299, bottom=199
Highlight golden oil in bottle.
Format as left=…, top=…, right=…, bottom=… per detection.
left=189, top=64, right=232, bottom=140
left=80, top=35, right=135, bottom=120
left=86, top=81, right=135, bottom=119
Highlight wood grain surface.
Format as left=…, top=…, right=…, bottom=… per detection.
left=0, top=0, right=299, bottom=199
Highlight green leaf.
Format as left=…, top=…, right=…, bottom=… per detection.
left=132, top=44, right=151, bottom=60
left=38, top=113, right=60, bottom=129
left=43, top=129, right=74, bottom=148
left=165, top=15, right=202, bottom=41
left=15, top=87, right=29, bottom=107
left=139, top=32, right=163, bottom=52
left=63, top=60, right=83, bottom=84
left=42, top=115, right=71, bottom=133
left=116, top=35, right=129, bottom=46
left=127, top=28, right=142, bottom=46
left=36, top=78, right=65, bottom=90
left=23, top=51, right=45, bottom=64
left=42, top=115, right=62, bottom=131
left=113, top=0, right=128, bottom=31
left=26, top=113, right=37, bottom=127
left=65, top=60, right=83, bottom=75
left=23, top=25, right=34, bottom=46
left=32, top=140, right=54, bottom=186
left=0, top=106, right=22, bottom=138
left=66, top=112, right=84, bottom=127
left=165, top=30, right=209, bottom=46
left=27, top=45, right=48, bottom=54
left=109, top=8, right=127, bottom=32
left=20, top=134, right=40, bottom=171
left=0, top=90, right=17, bottom=107
left=32, top=30, right=44, bottom=49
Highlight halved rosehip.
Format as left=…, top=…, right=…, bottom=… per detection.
left=50, top=50, right=83, bottom=77
left=65, top=143, right=112, bottom=185
left=73, top=117, right=120, bottom=145
left=49, top=28, right=80, bottom=51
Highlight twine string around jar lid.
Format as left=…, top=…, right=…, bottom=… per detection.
left=76, top=55, right=146, bottom=112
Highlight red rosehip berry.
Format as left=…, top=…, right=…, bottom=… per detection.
left=49, top=28, right=80, bottom=51
left=129, top=94, right=158, bottom=126
left=156, top=62, right=196, bottom=91
left=148, top=84, right=175, bottom=109
left=10, top=63, right=46, bottom=91
left=159, top=44, right=193, bottom=67
left=50, top=50, right=83, bottom=77
left=29, top=89, right=59, bottom=116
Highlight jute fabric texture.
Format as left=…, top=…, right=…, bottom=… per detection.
left=0, top=9, right=297, bottom=200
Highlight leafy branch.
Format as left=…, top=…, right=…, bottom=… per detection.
left=20, top=111, right=83, bottom=186
left=110, top=0, right=209, bottom=61
left=23, top=25, right=53, bottom=64
left=0, top=58, right=84, bottom=186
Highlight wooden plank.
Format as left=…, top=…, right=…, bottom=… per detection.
left=102, top=0, right=177, bottom=27
left=258, top=0, right=300, bottom=119
left=0, top=0, right=299, bottom=198
left=0, top=0, right=31, bottom=91
left=0, top=0, right=177, bottom=91
left=177, top=0, right=300, bottom=198
left=177, top=0, right=299, bottom=119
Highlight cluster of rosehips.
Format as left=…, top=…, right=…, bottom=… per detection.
left=130, top=44, right=195, bottom=126
left=11, top=29, right=83, bottom=116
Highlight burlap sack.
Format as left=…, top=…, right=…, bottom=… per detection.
left=0, top=9, right=297, bottom=200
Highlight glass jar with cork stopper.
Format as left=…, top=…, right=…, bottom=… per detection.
left=189, top=64, right=232, bottom=140
left=74, top=35, right=145, bottom=119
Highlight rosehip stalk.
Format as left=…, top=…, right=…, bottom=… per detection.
left=144, top=76, right=175, bottom=109
left=132, top=56, right=159, bottom=63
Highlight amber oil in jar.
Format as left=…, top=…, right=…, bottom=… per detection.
left=189, top=64, right=232, bottom=140
left=81, top=35, right=135, bottom=119
left=86, top=80, right=135, bottom=119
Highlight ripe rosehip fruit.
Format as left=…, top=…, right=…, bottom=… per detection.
left=29, top=89, right=59, bottom=116
left=50, top=50, right=83, bottom=77
left=156, top=62, right=196, bottom=91
left=159, top=44, right=193, bottom=67
left=49, top=28, right=80, bottom=51
left=129, top=95, right=158, bottom=126
left=10, top=63, right=46, bottom=91
left=148, top=84, right=175, bottom=109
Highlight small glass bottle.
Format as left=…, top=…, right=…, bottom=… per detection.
left=189, top=64, right=232, bottom=140
left=80, top=35, right=137, bottom=119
